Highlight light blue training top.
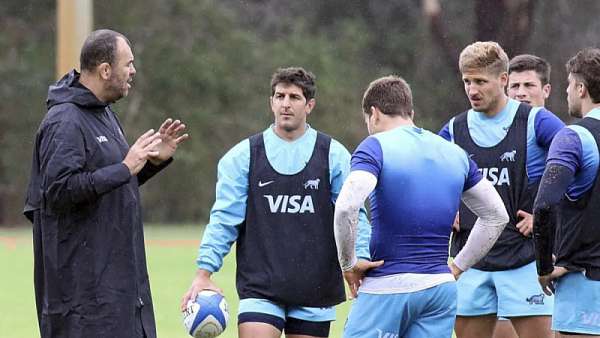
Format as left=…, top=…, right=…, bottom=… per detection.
left=197, top=124, right=371, bottom=272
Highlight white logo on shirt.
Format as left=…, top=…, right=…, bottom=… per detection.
left=303, top=178, right=320, bottom=190
left=263, top=195, right=315, bottom=213
left=500, top=150, right=516, bottom=162
left=376, top=329, right=399, bottom=338
left=96, top=136, right=108, bottom=143
left=258, top=180, right=274, bottom=187
left=479, top=167, right=510, bottom=186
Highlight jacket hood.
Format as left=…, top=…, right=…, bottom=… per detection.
left=47, top=70, right=107, bottom=109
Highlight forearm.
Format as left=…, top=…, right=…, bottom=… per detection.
left=45, top=162, right=131, bottom=211
left=334, top=206, right=359, bottom=271
left=334, top=170, right=377, bottom=270
left=533, top=164, right=573, bottom=275
left=196, top=218, right=240, bottom=272
left=137, top=157, right=173, bottom=185
left=454, top=179, right=509, bottom=271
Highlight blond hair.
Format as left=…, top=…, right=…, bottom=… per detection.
left=459, top=41, right=509, bottom=76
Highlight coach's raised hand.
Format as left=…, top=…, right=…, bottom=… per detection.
left=122, top=129, right=162, bottom=175
left=149, top=118, right=189, bottom=165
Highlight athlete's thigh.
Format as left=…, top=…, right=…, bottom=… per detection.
left=239, top=322, right=282, bottom=338
left=285, top=305, right=335, bottom=338
left=492, top=318, right=518, bottom=338
left=404, top=282, right=457, bottom=338
left=456, top=268, right=497, bottom=316
left=238, top=298, right=285, bottom=337
left=510, top=316, right=552, bottom=338
left=455, top=314, right=497, bottom=338
left=493, top=262, right=553, bottom=318
left=553, top=272, right=600, bottom=336
left=343, top=292, right=407, bottom=338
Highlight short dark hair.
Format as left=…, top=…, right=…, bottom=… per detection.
left=270, top=67, right=316, bottom=101
left=509, top=54, right=551, bottom=85
left=80, top=29, right=131, bottom=72
left=566, top=48, right=600, bottom=103
left=362, top=75, right=413, bottom=118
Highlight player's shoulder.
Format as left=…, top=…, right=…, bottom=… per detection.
left=530, top=106, right=564, bottom=127
left=219, top=137, right=250, bottom=167
left=564, top=124, right=593, bottom=146
left=327, top=135, right=350, bottom=153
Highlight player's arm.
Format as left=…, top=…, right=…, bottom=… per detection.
left=334, top=170, right=377, bottom=270
left=330, top=140, right=371, bottom=260
left=452, top=160, right=510, bottom=278
left=533, top=164, right=573, bottom=276
left=533, top=127, right=585, bottom=294
left=181, top=140, right=249, bottom=310
left=334, top=137, right=385, bottom=297
left=334, top=170, right=383, bottom=297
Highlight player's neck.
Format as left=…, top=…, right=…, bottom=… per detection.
left=582, top=101, right=600, bottom=117
left=482, top=95, right=509, bottom=118
left=380, top=115, right=415, bottom=132
left=272, top=123, right=307, bottom=142
left=79, top=72, right=109, bottom=103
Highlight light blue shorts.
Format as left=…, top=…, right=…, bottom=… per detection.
left=456, top=261, right=553, bottom=317
left=553, top=271, right=600, bottom=335
left=343, top=282, right=457, bottom=338
left=238, top=298, right=335, bottom=322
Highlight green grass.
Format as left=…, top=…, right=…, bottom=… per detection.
left=0, top=224, right=352, bottom=338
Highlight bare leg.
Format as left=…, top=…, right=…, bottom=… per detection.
left=287, top=334, right=327, bottom=338
left=239, top=322, right=282, bottom=338
left=492, top=319, right=518, bottom=338
left=510, top=315, right=552, bottom=338
left=455, top=314, right=497, bottom=338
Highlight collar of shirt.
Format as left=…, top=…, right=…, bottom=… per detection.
left=587, top=107, right=600, bottom=120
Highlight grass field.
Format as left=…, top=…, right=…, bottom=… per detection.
left=0, top=224, right=353, bottom=338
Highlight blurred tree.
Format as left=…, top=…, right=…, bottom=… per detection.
left=423, top=0, right=538, bottom=70
left=0, top=1, right=55, bottom=224
left=4, top=0, right=600, bottom=225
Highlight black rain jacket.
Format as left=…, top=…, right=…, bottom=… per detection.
left=24, top=70, right=169, bottom=338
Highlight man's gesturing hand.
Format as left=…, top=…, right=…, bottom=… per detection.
left=123, top=129, right=162, bottom=175
left=149, top=118, right=189, bottom=164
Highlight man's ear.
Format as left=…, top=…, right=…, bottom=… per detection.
left=499, top=72, right=509, bottom=87
left=98, top=62, right=111, bottom=80
left=579, top=82, right=588, bottom=99
left=306, top=98, right=316, bottom=115
left=542, top=84, right=551, bottom=100
left=370, top=106, right=380, bottom=121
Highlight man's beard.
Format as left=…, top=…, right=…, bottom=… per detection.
left=104, top=76, right=127, bottom=103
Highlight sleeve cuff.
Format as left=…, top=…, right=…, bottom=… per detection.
left=196, top=260, right=218, bottom=274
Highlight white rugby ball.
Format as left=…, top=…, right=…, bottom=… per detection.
left=182, top=290, right=229, bottom=338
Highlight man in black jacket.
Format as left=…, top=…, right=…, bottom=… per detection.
left=24, top=29, right=188, bottom=338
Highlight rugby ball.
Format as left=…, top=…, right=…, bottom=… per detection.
left=183, top=290, right=229, bottom=338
